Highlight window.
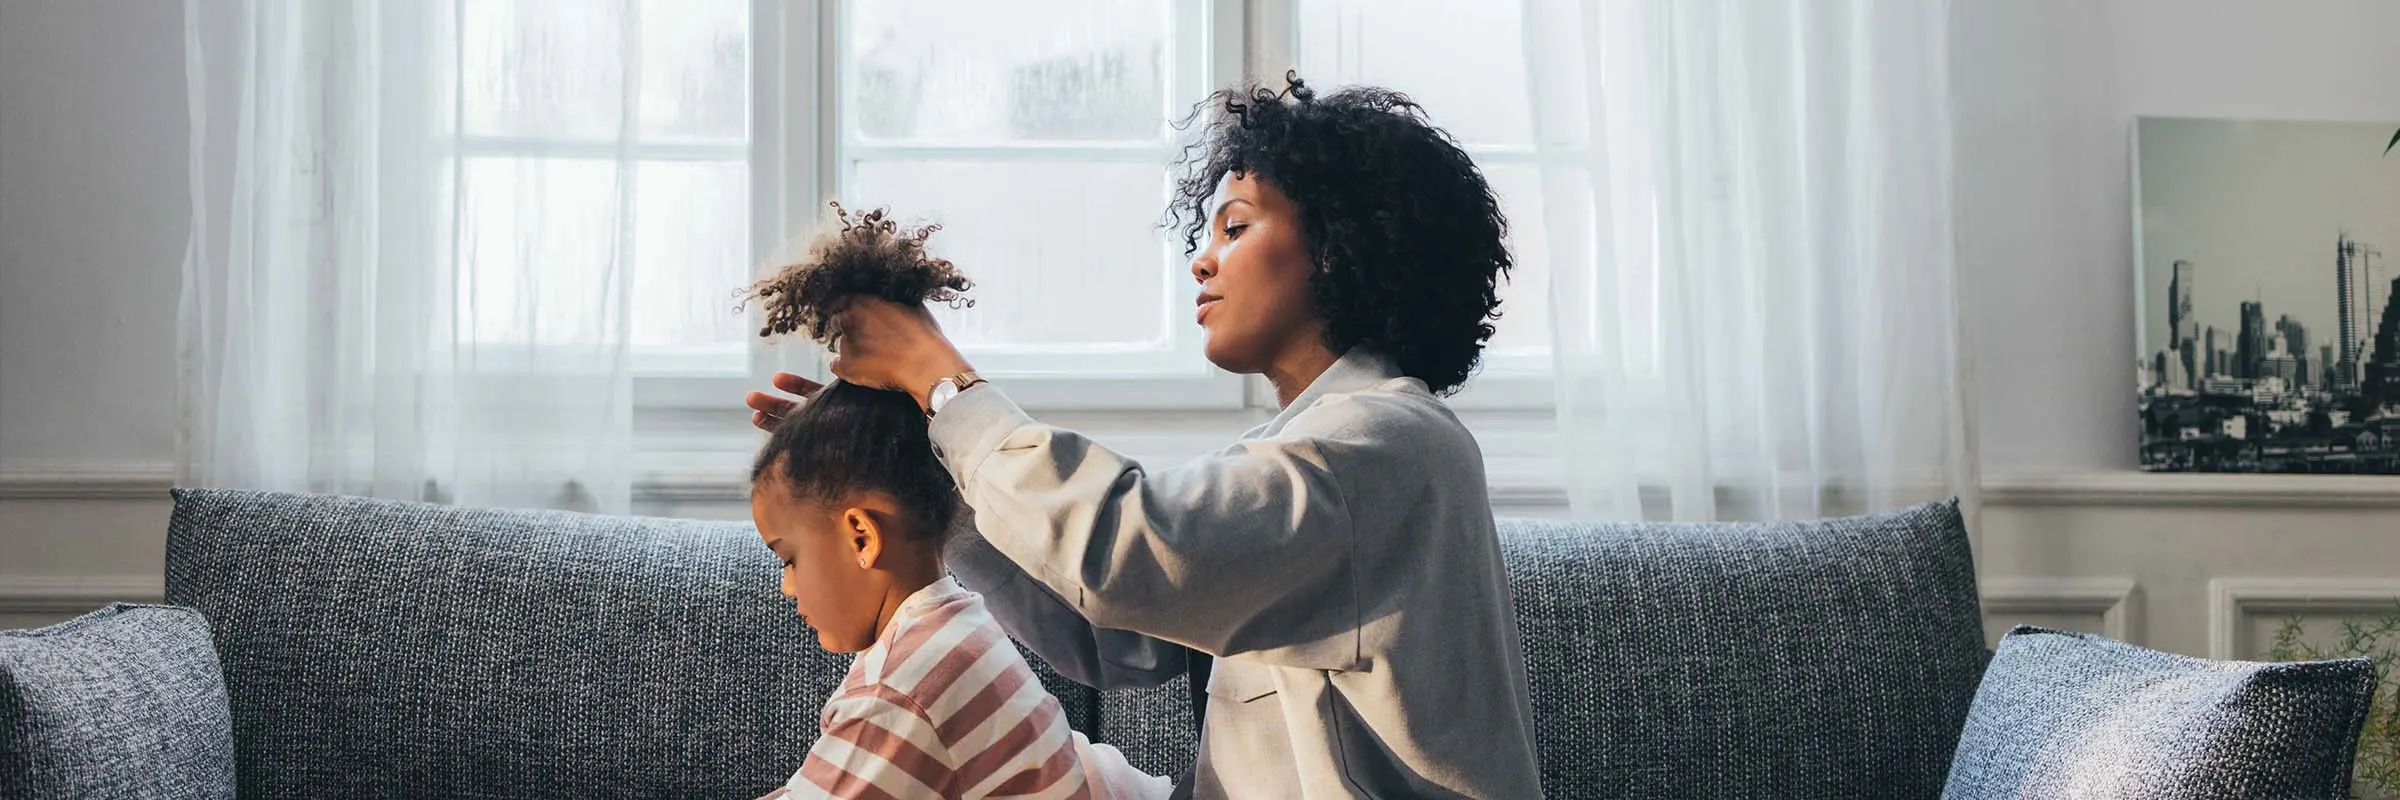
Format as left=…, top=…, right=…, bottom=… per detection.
left=834, top=0, right=1242, bottom=409
left=437, top=1, right=1560, bottom=419
left=439, top=0, right=757, bottom=378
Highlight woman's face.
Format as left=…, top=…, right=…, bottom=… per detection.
left=750, top=481, right=883, bottom=653
left=1191, top=171, right=1322, bottom=375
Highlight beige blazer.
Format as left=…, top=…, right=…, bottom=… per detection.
left=931, top=348, right=1544, bottom=799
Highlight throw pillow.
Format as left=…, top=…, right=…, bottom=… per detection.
left=1, top=603, right=236, bottom=800
left=1943, top=625, right=2377, bottom=799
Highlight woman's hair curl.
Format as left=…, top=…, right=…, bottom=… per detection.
left=1167, top=72, right=1512, bottom=395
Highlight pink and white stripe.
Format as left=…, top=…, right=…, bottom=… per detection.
left=769, top=578, right=1167, bottom=800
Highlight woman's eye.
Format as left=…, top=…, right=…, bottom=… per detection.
left=1223, top=223, right=1248, bottom=239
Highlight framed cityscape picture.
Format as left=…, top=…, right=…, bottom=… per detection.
left=2135, top=117, right=2400, bottom=473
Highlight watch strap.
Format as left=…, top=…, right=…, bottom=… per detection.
left=926, top=370, right=986, bottom=418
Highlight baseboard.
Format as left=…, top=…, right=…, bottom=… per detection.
left=0, top=461, right=175, bottom=500
left=11, top=459, right=2397, bottom=510
left=1981, top=472, right=2400, bottom=509
left=638, top=463, right=1575, bottom=508
left=0, top=575, right=167, bottom=615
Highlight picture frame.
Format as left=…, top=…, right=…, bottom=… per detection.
left=2133, top=117, right=2400, bottom=473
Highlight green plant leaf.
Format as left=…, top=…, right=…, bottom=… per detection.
left=2278, top=605, right=2400, bottom=795
left=2388, top=127, right=2400, bottom=156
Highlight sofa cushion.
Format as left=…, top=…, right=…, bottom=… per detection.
left=1086, top=500, right=1989, bottom=797
left=164, top=488, right=1099, bottom=800
left=1504, top=500, right=1987, bottom=798
left=1, top=603, right=236, bottom=800
left=1942, top=625, right=2377, bottom=799
left=1097, top=677, right=1196, bottom=780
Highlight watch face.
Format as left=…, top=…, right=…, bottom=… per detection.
left=931, top=381, right=959, bottom=408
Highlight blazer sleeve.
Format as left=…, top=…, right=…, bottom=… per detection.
left=927, top=384, right=1367, bottom=670
left=942, top=526, right=1192, bottom=690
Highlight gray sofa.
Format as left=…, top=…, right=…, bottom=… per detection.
left=162, top=488, right=1989, bottom=798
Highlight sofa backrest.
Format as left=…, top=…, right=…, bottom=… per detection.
left=1090, top=501, right=1991, bottom=798
left=167, top=490, right=1986, bottom=799
left=1501, top=500, right=1988, bottom=798
left=164, top=489, right=1098, bottom=800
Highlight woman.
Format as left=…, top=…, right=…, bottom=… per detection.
left=748, top=77, right=1544, bottom=798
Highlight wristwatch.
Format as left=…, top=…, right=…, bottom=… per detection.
left=925, top=370, right=986, bottom=418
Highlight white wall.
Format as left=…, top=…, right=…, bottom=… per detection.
left=0, top=0, right=186, bottom=618
left=0, top=0, right=187, bottom=464
left=1954, top=0, right=2400, bottom=665
left=3, top=0, right=2398, bottom=665
left=1954, top=0, right=2400, bottom=473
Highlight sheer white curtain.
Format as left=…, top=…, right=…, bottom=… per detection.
left=1524, top=0, right=1975, bottom=522
left=180, top=1, right=639, bottom=513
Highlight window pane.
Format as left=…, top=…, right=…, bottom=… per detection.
left=458, top=0, right=630, bottom=138
left=1297, top=0, right=1533, bottom=147
left=848, top=160, right=1170, bottom=348
left=452, top=158, right=627, bottom=345
left=633, top=161, right=749, bottom=349
left=846, top=0, right=1171, bottom=142
left=638, top=0, right=748, bottom=140
left=1483, top=163, right=1553, bottom=357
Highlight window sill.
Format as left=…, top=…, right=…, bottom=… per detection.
left=631, top=404, right=1571, bottom=512
left=1979, top=472, right=2400, bottom=509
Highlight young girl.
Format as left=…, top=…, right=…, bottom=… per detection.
left=746, top=206, right=1168, bottom=800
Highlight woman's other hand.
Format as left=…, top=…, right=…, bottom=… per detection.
left=745, top=372, right=823, bottom=431
left=825, top=297, right=974, bottom=411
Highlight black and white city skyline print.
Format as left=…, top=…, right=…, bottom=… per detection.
left=2136, top=117, right=2400, bottom=474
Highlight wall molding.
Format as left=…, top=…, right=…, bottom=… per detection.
left=1983, top=472, right=2400, bottom=509
left=10, top=460, right=2396, bottom=511
left=1981, top=577, right=2142, bottom=642
left=636, top=465, right=1574, bottom=509
left=0, top=459, right=1574, bottom=511
left=2207, top=578, right=2400, bottom=660
left=0, top=575, right=167, bottom=617
left=0, top=461, right=175, bottom=500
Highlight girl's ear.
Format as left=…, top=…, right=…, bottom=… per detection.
left=842, top=506, right=884, bottom=570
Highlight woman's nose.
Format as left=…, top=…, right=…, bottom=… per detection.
left=1190, top=249, right=1216, bottom=284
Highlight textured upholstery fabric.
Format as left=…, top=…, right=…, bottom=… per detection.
left=165, top=489, right=1998, bottom=798
left=1, top=603, right=237, bottom=800
left=1944, top=625, right=2377, bottom=800
left=1503, top=500, right=1987, bottom=799
left=1089, top=500, right=1988, bottom=799
left=1096, top=676, right=1197, bottom=781
left=164, top=488, right=1098, bottom=800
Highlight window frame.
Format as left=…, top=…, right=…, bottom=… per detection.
left=624, top=0, right=821, bottom=413
left=821, top=0, right=1244, bottom=410
left=633, top=0, right=1563, bottom=418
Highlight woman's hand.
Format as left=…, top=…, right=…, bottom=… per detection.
left=745, top=372, right=823, bottom=431
left=824, top=297, right=974, bottom=411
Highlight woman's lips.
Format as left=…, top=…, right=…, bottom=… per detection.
left=1197, top=293, right=1222, bottom=325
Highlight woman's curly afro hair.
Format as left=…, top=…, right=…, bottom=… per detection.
left=1167, top=72, right=1511, bottom=396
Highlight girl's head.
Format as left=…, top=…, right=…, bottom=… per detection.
left=1170, top=73, right=1511, bottom=396
left=748, top=382, right=958, bottom=652
left=743, top=204, right=969, bottom=653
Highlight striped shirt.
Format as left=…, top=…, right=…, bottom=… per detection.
left=766, top=576, right=1170, bottom=800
